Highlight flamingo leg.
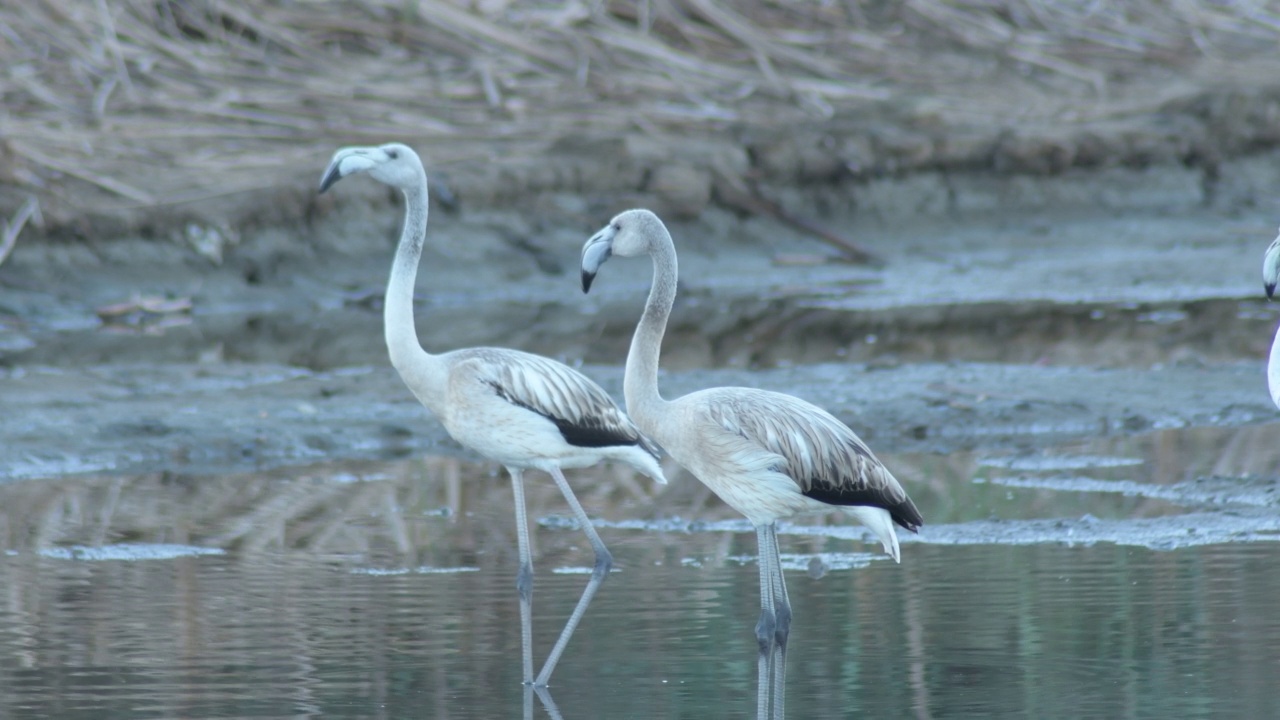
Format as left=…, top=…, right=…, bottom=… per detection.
left=766, top=524, right=790, bottom=720
left=755, top=524, right=777, bottom=720
left=509, top=467, right=535, bottom=686
left=534, top=466, right=613, bottom=687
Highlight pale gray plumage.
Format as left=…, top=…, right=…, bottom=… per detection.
left=704, top=387, right=915, bottom=517
left=319, top=143, right=665, bottom=689
left=465, top=346, right=661, bottom=457
left=580, top=209, right=920, bottom=549
left=1264, top=231, right=1280, bottom=409
left=580, top=208, right=921, bottom=720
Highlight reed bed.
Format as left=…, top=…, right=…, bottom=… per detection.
left=1, top=0, right=1278, bottom=228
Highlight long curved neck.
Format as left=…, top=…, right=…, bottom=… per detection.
left=384, top=180, right=445, bottom=407
left=625, top=229, right=678, bottom=430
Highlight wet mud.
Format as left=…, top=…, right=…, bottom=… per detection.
left=2, top=148, right=1279, bottom=550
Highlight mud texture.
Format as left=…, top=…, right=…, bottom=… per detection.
left=3, top=144, right=1280, bottom=489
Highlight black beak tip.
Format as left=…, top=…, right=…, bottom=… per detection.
left=318, top=168, right=341, bottom=194
left=1267, top=282, right=1276, bottom=300
left=581, top=270, right=596, bottom=294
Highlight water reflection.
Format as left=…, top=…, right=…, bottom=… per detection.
left=0, top=424, right=1277, bottom=718
left=526, top=686, right=564, bottom=720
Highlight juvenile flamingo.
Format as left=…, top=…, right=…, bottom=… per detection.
left=319, top=144, right=666, bottom=687
left=580, top=208, right=922, bottom=718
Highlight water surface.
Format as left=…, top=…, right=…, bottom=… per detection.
left=1, top=425, right=1278, bottom=719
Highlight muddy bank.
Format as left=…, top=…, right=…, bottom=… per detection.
left=3, top=135, right=1279, bottom=486
left=4, top=152, right=1278, bottom=369
left=2, top=354, right=1274, bottom=484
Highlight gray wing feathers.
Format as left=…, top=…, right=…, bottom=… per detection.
left=461, top=348, right=659, bottom=456
left=703, top=389, right=907, bottom=502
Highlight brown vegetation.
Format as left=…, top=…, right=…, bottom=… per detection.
left=3, top=0, right=1280, bottom=234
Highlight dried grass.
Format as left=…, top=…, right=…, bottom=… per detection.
left=1, top=0, right=1279, bottom=226
left=0, top=197, right=41, bottom=267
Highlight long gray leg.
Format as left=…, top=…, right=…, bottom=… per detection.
left=534, top=466, right=613, bottom=687
left=510, top=467, right=535, bottom=686
left=766, top=525, right=790, bottom=720
left=755, top=524, right=777, bottom=720
left=767, top=526, right=792, bottom=645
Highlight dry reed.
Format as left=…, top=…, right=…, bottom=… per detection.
left=1, top=0, right=1278, bottom=229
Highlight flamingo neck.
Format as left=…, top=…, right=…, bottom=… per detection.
left=384, top=181, right=445, bottom=407
left=625, top=228, right=677, bottom=432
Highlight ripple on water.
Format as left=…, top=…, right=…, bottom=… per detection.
left=349, top=565, right=480, bottom=575
left=976, top=474, right=1280, bottom=508
left=37, top=543, right=225, bottom=561
left=978, top=453, right=1144, bottom=471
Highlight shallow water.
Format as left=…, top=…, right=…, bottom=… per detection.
left=1, top=424, right=1278, bottom=719
left=4, top=542, right=1277, bottom=719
